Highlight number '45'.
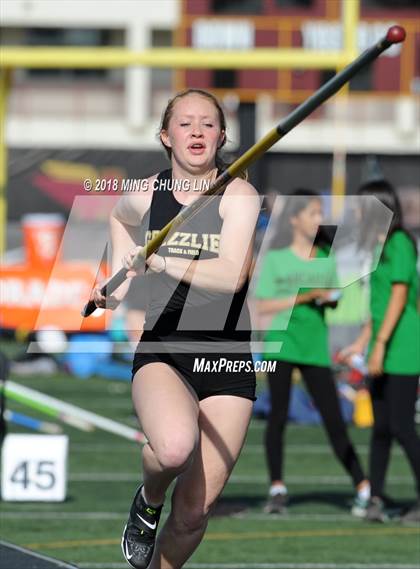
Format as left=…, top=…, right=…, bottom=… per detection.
left=11, top=460, right=56, bottom=490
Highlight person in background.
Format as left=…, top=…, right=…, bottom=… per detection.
left=255, top=189, right=370, bottom=516
left=339, top=179, right=420, bottom=523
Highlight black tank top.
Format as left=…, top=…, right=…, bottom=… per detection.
left=142, top=169, right=251, bottom=342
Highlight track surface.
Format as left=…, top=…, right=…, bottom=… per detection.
left=0, top=541, right=78, bottom=569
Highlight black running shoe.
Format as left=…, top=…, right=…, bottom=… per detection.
left=263, top=492, right=288, bottom=514
left=365, top=497, right=388, bottom=523
left=400, top=499, right=420, bottom=524
left=121, top=485, right=163, bottom=569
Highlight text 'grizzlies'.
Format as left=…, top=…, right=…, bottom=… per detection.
left=146, top=230, right=220, bottom=254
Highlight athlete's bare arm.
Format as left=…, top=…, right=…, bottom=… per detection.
left=93, top=175, right=156, bottom=307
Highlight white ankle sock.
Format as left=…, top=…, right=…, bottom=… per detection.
left=269, top=484, right=287, bottom=497
left=357, top=483, right=371, bottom=501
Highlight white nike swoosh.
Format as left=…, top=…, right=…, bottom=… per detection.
left=124, top=537, right=133, bottom=560
left=137, top=513, right=157, bottom=530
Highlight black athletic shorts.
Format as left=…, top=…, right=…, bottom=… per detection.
left=132, top=332, right=256, bottom=402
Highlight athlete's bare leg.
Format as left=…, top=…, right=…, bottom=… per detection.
left=132, top=362, right=200, bottom=506
left=148, top=394, right=253, bottom=568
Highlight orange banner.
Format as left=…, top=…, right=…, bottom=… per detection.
left=0, top=263, right=106, bottom=332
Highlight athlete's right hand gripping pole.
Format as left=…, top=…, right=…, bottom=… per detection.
left=82, top=25, right=406, bottom=318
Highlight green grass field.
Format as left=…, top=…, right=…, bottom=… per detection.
left=1, top=343, right=419, bottom=569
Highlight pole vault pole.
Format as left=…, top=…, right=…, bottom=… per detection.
left=82, top=26, right=406, bottom=318
left=3, top=381, right=147, bottom=443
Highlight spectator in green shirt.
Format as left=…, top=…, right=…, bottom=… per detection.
left=255, top=190, right=369, bottom=516
left=340, top=180, right=420, bottom=523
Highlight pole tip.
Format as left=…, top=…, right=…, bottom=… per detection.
left=386, top=26, right=406, bottom=44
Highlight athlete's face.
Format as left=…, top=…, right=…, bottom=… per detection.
left=291, top=198, right=323, bottom=241
left=160, top=94, right=225, bottom=173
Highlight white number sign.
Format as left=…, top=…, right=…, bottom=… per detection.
left=1, top=434, right=68, bottom=501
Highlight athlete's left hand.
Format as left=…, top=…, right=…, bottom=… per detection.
left=145, top=254, right=166, bottom=273
left=122, top=247, right=165, bottom=276
left=121, top=246, right=141, bottom=277
left=368, top=342, right=385, bottom=376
